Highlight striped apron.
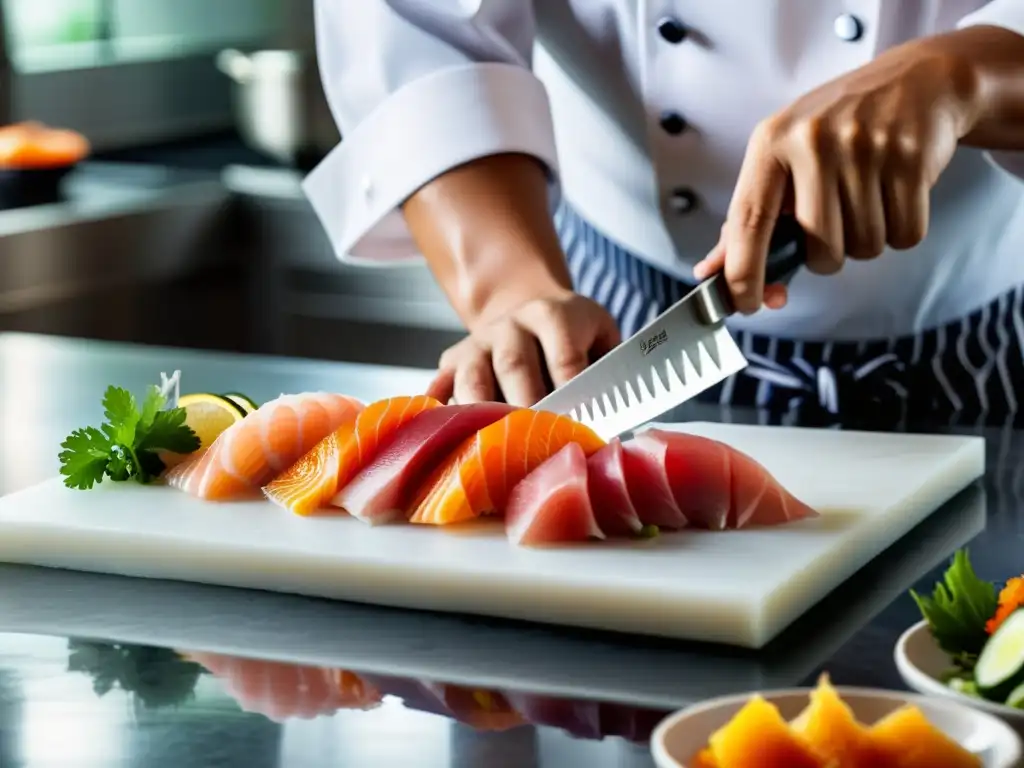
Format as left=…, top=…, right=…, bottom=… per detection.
left=554, top=202, right=1024, bottom=428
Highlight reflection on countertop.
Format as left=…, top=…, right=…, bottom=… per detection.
left=0, top=632, right=661, bottom=768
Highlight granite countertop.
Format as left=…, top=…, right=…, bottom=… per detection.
left=0, top=332, right=1017, bottom=767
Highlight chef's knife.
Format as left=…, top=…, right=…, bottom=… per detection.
left=534, top=215, right=806, bottom=440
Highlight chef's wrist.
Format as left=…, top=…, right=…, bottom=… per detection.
left=460, top=265, right=574, bottom=331
left=913, top=26, right=1024, bottom=147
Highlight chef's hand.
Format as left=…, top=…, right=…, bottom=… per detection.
left=426, top=289, right=619, bottom=407
left=401, top=152, right=620, bottom=407
left=694, top=32, right=982, bottom=314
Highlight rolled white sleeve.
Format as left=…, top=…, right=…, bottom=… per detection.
left=302, top=1, right=560, bottom=266
left=958, top=0, right=1024, bottom=182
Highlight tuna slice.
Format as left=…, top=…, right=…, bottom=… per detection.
left=634, top=429, right=818, bottom=528
left=585, top=439, right=644, bottom=536
left=332, top=402, right=517, bottom=524
left=505, top=442, right=605, bottom=546
left=620, top=437, right=690, bottom=529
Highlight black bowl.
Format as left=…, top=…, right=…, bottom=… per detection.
left=0, top=163, right=76, bottom=209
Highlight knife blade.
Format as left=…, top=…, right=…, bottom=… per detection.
left=534, top=215, right=806, bottom=440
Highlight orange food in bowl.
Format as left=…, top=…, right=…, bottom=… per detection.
left=789, top=675, right=885, bottom=767
left=0, top=121, right=90, bottom=169
left=870, top=705, right=981, bottom=768
left=690, top=674, right=981, bottom=768
left=706, top=695, right=825, bottom=768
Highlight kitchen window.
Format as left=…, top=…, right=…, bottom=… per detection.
left=2, top=0, right=307, bottom=149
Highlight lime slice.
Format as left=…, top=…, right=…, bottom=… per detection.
left=177, top=393, right=248, bottom=450
left=222, top=392, right=258, bottom=413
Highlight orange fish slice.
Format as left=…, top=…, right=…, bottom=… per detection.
left=164, top=392, right=363, bottom=500
left=264, top=395, right=443, bottom=515
left=410, top=410, right=605, bottom=525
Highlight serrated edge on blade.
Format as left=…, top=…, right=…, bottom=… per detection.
left=555, top=326, right=747, bottom=440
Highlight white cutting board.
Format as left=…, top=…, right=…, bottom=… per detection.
left=0, top=423, right=984, bottom=649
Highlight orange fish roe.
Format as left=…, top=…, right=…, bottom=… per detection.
left=987, top=576, right=1024, bottom=634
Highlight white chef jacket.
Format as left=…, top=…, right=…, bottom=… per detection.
left=302, top=0, right=1024, bottom=342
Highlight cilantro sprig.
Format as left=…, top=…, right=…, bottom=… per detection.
left=58, top=385, right=200, bottom=490
left=910, top=549, right=998, bottom=670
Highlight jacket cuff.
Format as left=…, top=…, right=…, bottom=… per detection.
left=958, top=0, right=1024, bottom=182
left=302, top=62, right=560, bottom=266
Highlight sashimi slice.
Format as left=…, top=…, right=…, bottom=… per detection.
left=263, top=395, right=442, bottom=515
left=420, top=682, right=526, bottom=731
left=163, top=392, right=362, bottom=500
left=620, top=437, right=690, bottom=529
left=410, top=410, right=605, bottom=525
left=502, top=691, right=603, bottom=740
left=585, top=439, right=644, bottom=536
left=333, top=402, right=517, bottom=524
left=182, top=652, right=381, bottom=721
left=624, top=430, right=725, bottom=530
left=506, top=443, right=605, bottom=546
left=637, top=429, right=818, bottom=528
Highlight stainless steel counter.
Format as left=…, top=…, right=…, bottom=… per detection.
left=0, top=332, right=1018, bottom=767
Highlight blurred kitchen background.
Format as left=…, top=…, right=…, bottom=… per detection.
left=0, top=0, right=463, bottom=369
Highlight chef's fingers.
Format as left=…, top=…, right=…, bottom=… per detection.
left=723, top=128, right=790, bottom=313
left=587, top=306, right=622, bottom=360
left=791, top=157, right=844, bottom=275
left=425, top=368, right=456, bottom=403
left=692, top=239, right=725, bottom=280
left=489, top=323, right=547, bottom=407
left=452, top=344, right=497, bottom=404
left=838, top=163, right=886, bottom=260
left=519, top=309, right=590, bottom=389
left=882, top=173, right=930, bottom=251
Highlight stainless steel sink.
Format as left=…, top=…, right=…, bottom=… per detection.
left=0, top=162, right=465, bottom=369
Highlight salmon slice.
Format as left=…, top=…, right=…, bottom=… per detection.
left=163, top=392, right=363, bottom=500
left=263, top=395, right=443, bottom=515
left=506, top=443, right=605, bottom=546
left=410, top=410, right=606, bottom=525
left=631, top=429, right=818, bottom=528
left=333, top=402, right=517, bottom=524
left=585, top=439, right=644, bottom=536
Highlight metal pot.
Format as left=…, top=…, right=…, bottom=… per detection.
left=216, top=48, right=340, bottom=170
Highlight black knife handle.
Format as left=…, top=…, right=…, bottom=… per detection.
left=764, top=214, right=807, bottom=286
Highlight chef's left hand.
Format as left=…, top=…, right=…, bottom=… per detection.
left=694, top=34, right=981, bottom=314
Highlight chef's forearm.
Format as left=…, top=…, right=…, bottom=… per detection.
left=401, top=153, right=573, bottom=329
left=922, top=25, right=1024, bottom=150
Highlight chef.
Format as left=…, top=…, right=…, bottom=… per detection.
left=302, top=2, right=1024, bottom=423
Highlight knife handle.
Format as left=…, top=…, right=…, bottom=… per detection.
left=763, top=214, right=807, bottom=286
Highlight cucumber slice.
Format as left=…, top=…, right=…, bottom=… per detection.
left=975, top=608, right=1024, bottom=702
left=222, top=392, right=258, bottom=413
left=1007, top=681, right=1024, bottom=709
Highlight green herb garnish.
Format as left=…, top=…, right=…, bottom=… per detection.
left=910, top=549, right=998, bottom=669
left=58, top=385, right=200, bottom=490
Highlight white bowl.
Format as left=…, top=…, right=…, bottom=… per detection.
left=897, top=619, right=1024, bottom=731
left=651, top=685, right=1023, bottom=768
